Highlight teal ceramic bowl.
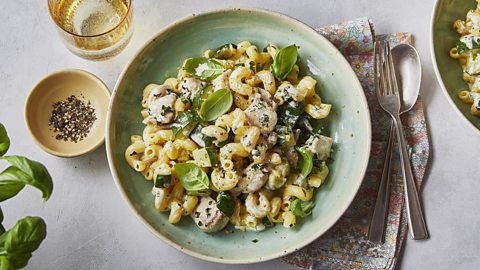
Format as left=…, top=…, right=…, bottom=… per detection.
left=431, top=0, right=480, bottom=134
left=106, top=8, right=371, bottom=263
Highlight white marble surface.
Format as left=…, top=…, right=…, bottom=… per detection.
left=1, top=0, right=480, bottom=269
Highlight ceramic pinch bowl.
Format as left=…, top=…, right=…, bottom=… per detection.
left=25, top=69, right=110, bottom=157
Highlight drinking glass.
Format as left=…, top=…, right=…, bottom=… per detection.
left=48, top=0, right=133, bottom=61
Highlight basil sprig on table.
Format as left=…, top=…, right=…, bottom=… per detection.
left=0, top=216, right=47, bottom=269
left=199, top=88, right=233, bottom=121
left=296, top=146, right=313, bottom=179
left=183, top=57, right=225, bottom=81
left=0, top=125, right=9, bottom=157
left=290, top=198, right=315, bottom=218
left=0, top=156, right=53, bottom=202
left=272, top=44, right=298, bottom=81
left=0, top=122, right=53, bottom=269
left=174, top=163, right=210, bottom=196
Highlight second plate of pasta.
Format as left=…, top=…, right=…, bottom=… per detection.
left=107, top=8, right=371, bottom=263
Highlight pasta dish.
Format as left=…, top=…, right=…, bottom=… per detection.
left=124, top=41, right=333, bottom=233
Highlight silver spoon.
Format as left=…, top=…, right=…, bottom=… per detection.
left=368, top=43, right=423, bottom=242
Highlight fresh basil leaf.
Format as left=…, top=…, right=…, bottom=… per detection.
left=278, top=100, right=307, bottom=127
left=216, top=191, right=235, bottom=217
left=154, top=174, right=171, bottom=188
left=295, top=147, right=313, bottom=179
left=174, top=163, right=209, bottom=192
left=0, top=124, right=9, bottom=157
left=272, top=45, right=298, bottom=81
left=213, top=43, right=237, bottom=59
left=183, top=58, right=225, bottom=81
left=190, top=123, right=214, bottom=148
left=171, top=111, right=199, bottom=137
left=0, top=256, right=13, bottom=270
left=193, top=85, right=214, bottom=109
left=2, top=216, right=47, bottom=269
left=0, top=156, right=53, bottom=201
left=0, top=180, right=24, bottom=203
left=290, top=199, right=315, bottom=218
left=199, top=88, right=233, bottom=121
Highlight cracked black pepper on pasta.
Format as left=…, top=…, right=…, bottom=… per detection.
left=49, top=95, right=96, bottom=143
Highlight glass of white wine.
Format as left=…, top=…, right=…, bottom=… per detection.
left=48, top=0, right=133, bottom=61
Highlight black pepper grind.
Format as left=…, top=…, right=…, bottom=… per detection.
left=49, top=95, right=97, bottom=143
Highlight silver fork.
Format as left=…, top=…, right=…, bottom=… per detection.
left=374, top=40, right=429, bottom=240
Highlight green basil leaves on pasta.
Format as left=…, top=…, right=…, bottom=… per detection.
left=199, top=88, right=233, bottom=121
left=290, top=199, right=315, bottom=218
left=216, top=191, right=235, bottom=217
left=183, top=57, right=225, bottom=81
left=296, top=147, right=313, bottom=179
left=272, top=44, right=298, bottom=81
left=0, top=216, right=47, bottom=269
left=193, top=85, right=214, bottom=109
left=174, top=163, right=209, bottom=194
left=171, top=110, right=199, bottom=137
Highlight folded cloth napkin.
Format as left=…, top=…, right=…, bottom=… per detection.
left=281, top=18, right=430, bottom=270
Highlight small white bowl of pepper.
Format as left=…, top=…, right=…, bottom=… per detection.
left=25, top=69, right=110, bottom=157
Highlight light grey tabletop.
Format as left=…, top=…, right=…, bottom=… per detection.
left=1, top=0, right=480, bottom=269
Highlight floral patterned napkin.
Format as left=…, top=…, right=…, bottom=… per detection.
left=281, top=18, right=429, bottom=270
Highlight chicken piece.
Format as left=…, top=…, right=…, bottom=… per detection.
left=244, top=89, right=278, bottom=134
left=144, top=84, right=177, bottom=124
left=179, top=77, right=206, bottom=100
left=191, top=196, right=229, bottom=233
left=211, top=69, right=232, bottom=91
left=234, top=163, right=269, bottom=194
left=304, top=134, right=333, bottom=160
